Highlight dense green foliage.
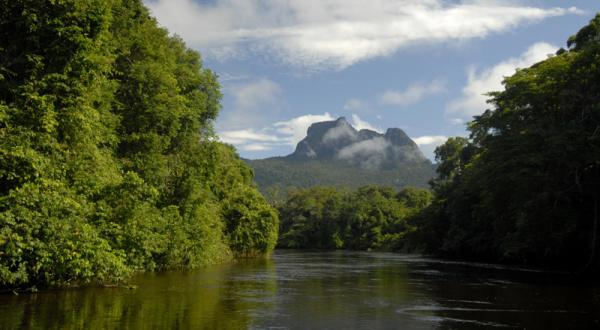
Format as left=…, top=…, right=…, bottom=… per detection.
left=278, top=186, right=432, bottom=251
left=411, top=14, right=600, bottom=272
left=247, top=158, right=435, bottom=202
left=0, top=0, right=277, bottom=288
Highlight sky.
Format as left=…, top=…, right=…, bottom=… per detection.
left=144, top=0, right=600, bottom=160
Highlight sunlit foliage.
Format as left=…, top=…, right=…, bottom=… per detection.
left=278, top=186, right=432, bottom=251
left=0, top=0, right=277, bottom=288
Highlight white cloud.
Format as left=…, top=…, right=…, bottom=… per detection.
left=412, top=135, right=448, bottom=146
left=239, top=143, right=272, bottom=152
left=219, top=112, right=336, bottom=152
left=323, top=123, right=357, bottom=143
left=412, top=135, right=449, bottom=161
left=219, top=129, right=281, bottom=145
left=272, top=112, right=336, bottom=145
left=351, top=114, right=381, bottom=132
left=448, top=42, right=558, bottom=118
left=338, top=137, right=389, bottom=160
left=145, top=0, right=578, bottom=70
left=381, top=80, right=446, bottom=107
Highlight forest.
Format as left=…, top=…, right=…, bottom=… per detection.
left=1, top=0, right=599, bottom=291
left=0, top=0, right=278, bottom=289
left=409, top=14, right=600, bottom=272
left=278, top=186, right=432, bottom=251
left=278, top=14, right=600, bottom=274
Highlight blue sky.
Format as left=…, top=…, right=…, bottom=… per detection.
left=144, top=0, right=599, bottom=160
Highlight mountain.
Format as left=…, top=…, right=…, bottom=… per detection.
left=245, top=117, right=436, bottom=198
left=289, top=117, right=427, bottom=167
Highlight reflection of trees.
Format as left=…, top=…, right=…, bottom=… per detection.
left=0, top=257, right=278, bottom=329
left=1, top=251, right=424, bottom=329
left=6, top=252, right=596, bottom=330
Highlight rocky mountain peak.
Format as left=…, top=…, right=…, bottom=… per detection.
left=384, top=128, right=416, bottom=147
left=288, top=117, right=428, bottom=168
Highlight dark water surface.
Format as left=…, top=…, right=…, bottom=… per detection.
left=1, top=250, right=599, bottom=329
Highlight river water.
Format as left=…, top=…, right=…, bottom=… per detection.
left=0, top=250, right=599, bottom=329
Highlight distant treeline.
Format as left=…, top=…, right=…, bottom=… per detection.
left=0, top=0, right=277, bottom=289
left=278, top=186, right=432, bottom=251
left=278, top=14, right=600, bottom=273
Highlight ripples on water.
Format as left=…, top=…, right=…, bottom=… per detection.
left=0, top=250, right=599, bottom=329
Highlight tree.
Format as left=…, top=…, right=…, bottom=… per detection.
left=277, top=186, right=431, bottom=251
left=0, top=0, right=278, bottom=288
left=414, top=14, right=600, bottom=273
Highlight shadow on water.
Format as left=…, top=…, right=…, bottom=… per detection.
left=1, top=250, right=599, bottom=329
left=391, top=254, right=600, bottom=330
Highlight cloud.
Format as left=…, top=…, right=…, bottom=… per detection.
left=338, top=137, right=389, bottom=160
left=219, top=112, right=336, bottom=152
left=351, top=114, right=381, bottom=132
left=448, top=42, right=558, bottom=118
left=337, top=136, right=393, bottom=169
left=219, top=129, right=281, bottom=145
left=323, top=123, right=357, bottom=144
left=239, top=143, right=272, bottom=152
left=273, top=113, right=336, bottom=145
left=412, top=135, right=448, bottom=146
left=411, top=135, right=449, bottom=161
left=381, top=80, right=446, bottom=107
left=145, top=0, right=578, bottom=70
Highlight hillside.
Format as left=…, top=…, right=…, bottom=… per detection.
left=246, top=117, right=436, bottom=197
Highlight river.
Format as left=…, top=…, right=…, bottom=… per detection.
left=0, top=250, right=599, bottom=329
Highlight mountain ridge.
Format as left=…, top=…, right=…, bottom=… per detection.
left=245, top=117, right=435, bottom=198
left=288, top=116, right=427, bottom=167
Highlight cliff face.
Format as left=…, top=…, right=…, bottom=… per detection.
left=288, top=117, right=427, bottom=169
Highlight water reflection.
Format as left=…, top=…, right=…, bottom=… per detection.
left=0, top=258, right=276, bottom=329
left=0, top=251, right=599, bottom=329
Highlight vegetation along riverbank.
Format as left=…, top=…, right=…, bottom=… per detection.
left=277, top=14, right=600, bottom=276
left=0, top=0, right=278, bottom=290
left=1, top=1, right=599, bottom=292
